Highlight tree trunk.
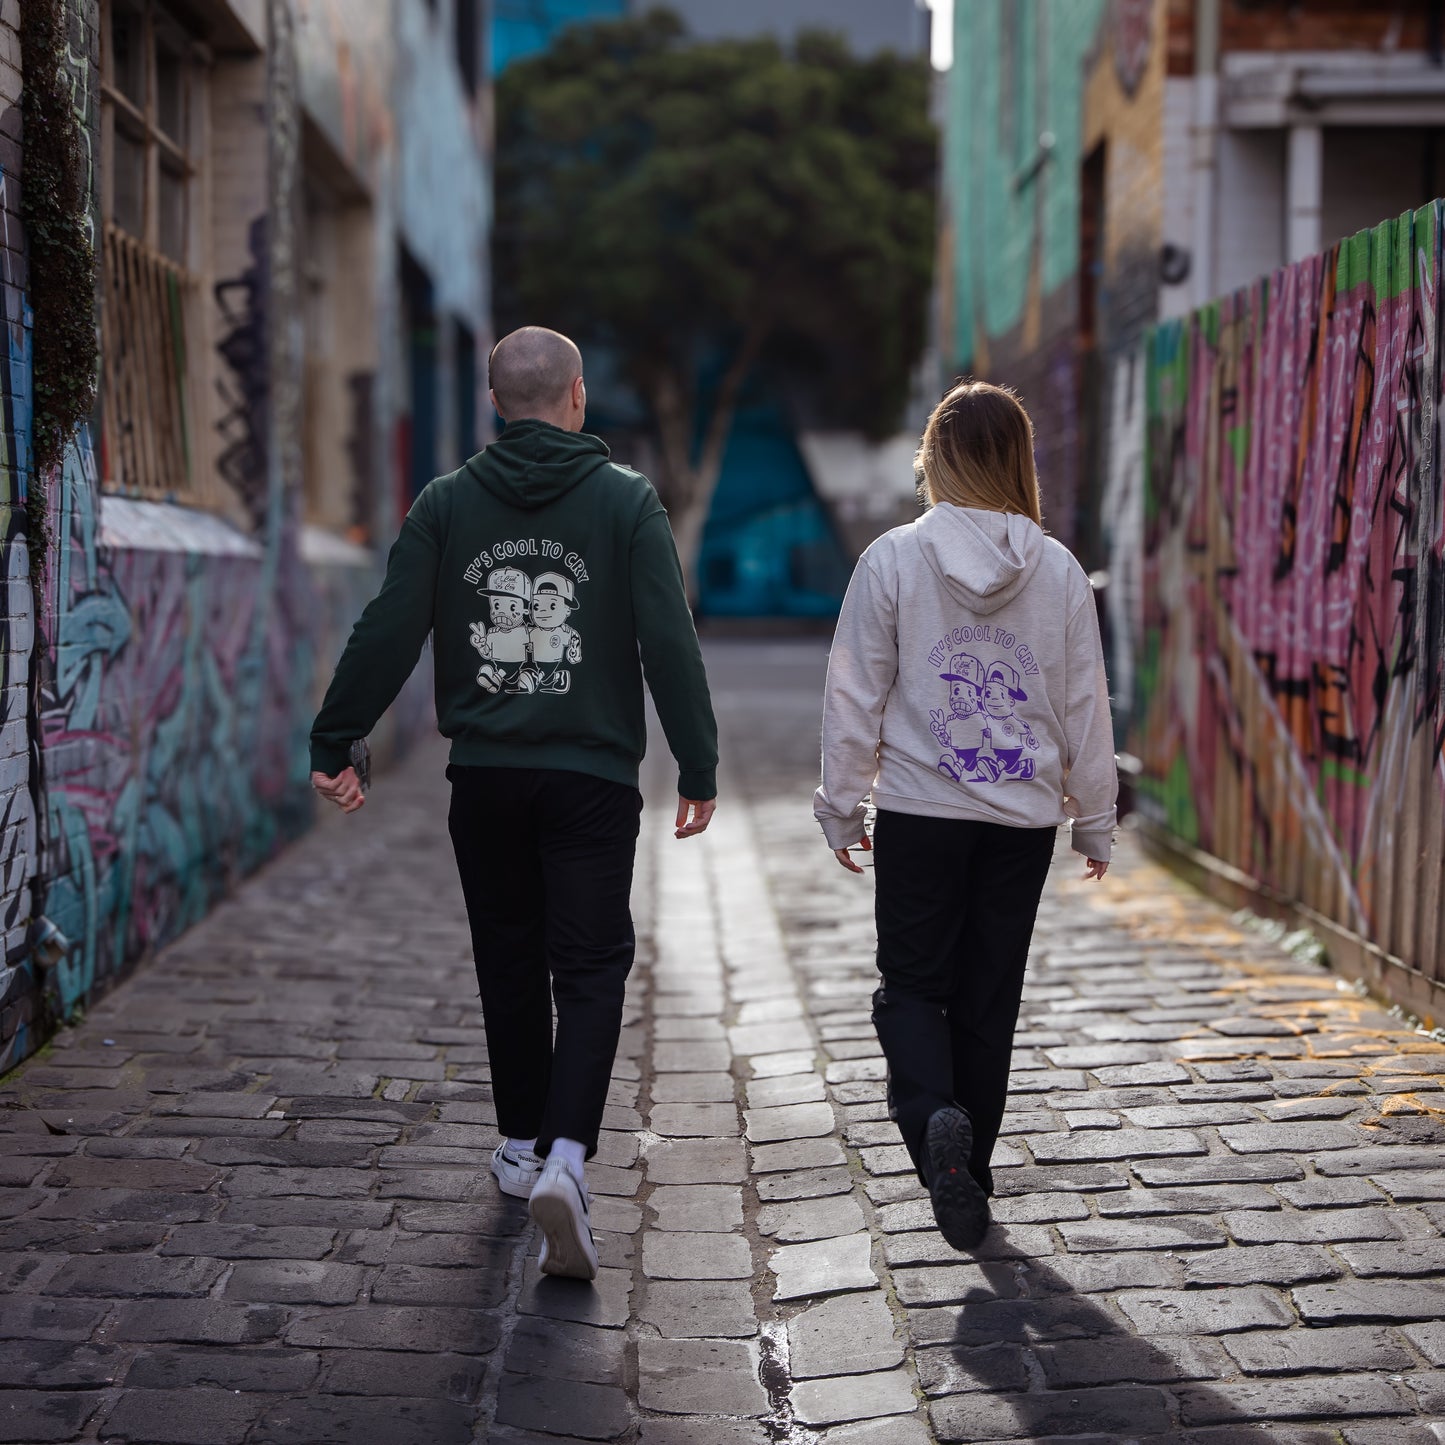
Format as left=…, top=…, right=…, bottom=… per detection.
left=646, top=320, right=769, bottom=609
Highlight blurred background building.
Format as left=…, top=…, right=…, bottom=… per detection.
left=493, top=0, right=934, bottom=621
left=0, top=0, right=491, bottom=1069
left=941, top=0, right=1445, bottom=564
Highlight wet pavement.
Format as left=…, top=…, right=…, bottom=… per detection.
left=1, top=638, right=1443, bottom=1443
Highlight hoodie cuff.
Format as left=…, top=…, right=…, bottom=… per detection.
left=818, top=806, right=869, bottom=852
left=1070, top=823, right=1114, bottom=862
left=310, top=740, right=353, bottom=777
left=678, top=768, right=717, bottom=802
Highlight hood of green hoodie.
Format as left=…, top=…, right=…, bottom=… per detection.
left=465, top=419, right=613, bottom=510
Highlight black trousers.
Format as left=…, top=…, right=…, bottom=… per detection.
left=871, top=809, right=1056, bottom=1193
left=447, top=765, right=642, bottom=1158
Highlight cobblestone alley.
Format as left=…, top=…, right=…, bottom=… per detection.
left=1, top=639, right=1444, bottom=1445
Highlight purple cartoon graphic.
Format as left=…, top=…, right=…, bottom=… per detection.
left=931, top=653, right=988, bottom=781
left=931, top=650, right=1037, bottom=783
left=526, top=572, right=582, bottom=694
left=471, top=568, right=536, bottom=694
left=982, top=661, right=1037, bottom=777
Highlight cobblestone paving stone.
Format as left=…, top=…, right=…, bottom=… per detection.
left=0, top=638, right=1443, bottom=1442
left=720, top=640, right=1445, bottom=1445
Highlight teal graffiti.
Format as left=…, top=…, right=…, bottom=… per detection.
left=948, top=0, right=1106, bottom=365
left=0, top=166, right=32, bottom=506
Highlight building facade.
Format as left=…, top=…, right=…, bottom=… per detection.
left=943, top=0, right=1445, bottom=560
left=942, top=0, right=1445, bottom=1014
left=0, top=0, right=491, bottom=1071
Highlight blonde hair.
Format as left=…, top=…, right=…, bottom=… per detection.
left=915, top=379, right=1042, bottom=526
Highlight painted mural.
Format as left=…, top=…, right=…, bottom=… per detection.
left=945, top=0, right=1156, bottom=556
left=0, top=0, right=478, bottom=1072
left=1131, top=204, right=1445, bottom=993
left=946, top=0, right=1105, bottom=355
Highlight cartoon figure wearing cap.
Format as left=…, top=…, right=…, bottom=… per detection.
left=470, top=567, right=534, bottom=694
left=930, top=651, right=1039, bottom=783
left=526, top=571, right=582, bottom=695
left=982, top=658, right=1040, bottom=774
left=931, top=652, right=988, bottom=782
left=981, top=659, right=1038, bottom=780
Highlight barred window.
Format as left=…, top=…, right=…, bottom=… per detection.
left=99, top=0, right=204, bottom=501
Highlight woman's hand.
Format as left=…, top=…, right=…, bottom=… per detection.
left=834, top=834, right=872, bottom=873
left=1084, top=858, right=1108, bottom=881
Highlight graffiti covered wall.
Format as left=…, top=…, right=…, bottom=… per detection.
left=1133, top=204, right=1445, bottom=1013
left=0, top=18, right=37, bottom=1065
left=31, top=0, right=321, bottom=1046
left=0, top=0, right=486, bottom=1073
left=944, top=0, right=1167, bottom=560
left=944, top=0, right=1101, bottom=552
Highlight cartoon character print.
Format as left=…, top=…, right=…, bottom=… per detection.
left=526, top=572, right=582, bottom=695
left=472, top=568, right=538, bottom=694
left=930, top=653, right=987, bottom=781
left=469, top=566, right=583, bottom=696
left=931, top=651, right=1037, bottom=783
left=981, top=661, right=1038, bottom=775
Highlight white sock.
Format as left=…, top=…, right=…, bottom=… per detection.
left=507, top=1137, right=537, bottom=1157
left=549, top=1137, right=587, bottom=1184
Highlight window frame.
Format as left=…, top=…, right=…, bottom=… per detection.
left=101, top=0, right=201, bottom=265
left=98, top=0, right=210, bottom=503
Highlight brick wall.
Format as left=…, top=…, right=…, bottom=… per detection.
left=0, top=0, right=35, bottom=1070
left=1221, top=0, right=1436, bottom=53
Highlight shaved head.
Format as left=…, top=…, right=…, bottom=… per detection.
left=489, top=327, right=584, bottom=421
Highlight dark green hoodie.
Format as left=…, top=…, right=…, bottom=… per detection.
left=311, top=420, right=718, bottom=799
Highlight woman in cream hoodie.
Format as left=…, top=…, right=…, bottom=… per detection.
left=816, top=380, right=1117, bottom=1251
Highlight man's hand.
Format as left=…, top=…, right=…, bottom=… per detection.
left=1084, top=858, right=1108, bottom=880
left=834, top=833, right=872, bottom=873
left=312, top=767, right=366, bottom=814
left=675, top=797, right=715, bottom=839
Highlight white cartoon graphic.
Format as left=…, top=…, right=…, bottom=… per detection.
left=930, top=650, right=1037, bottom=783
left=471, top=568, right=535, bottom=694
left=526, top=572, right=582, bottom=695
left=468, top=561, right=586, bottom=697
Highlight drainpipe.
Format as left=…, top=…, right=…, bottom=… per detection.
left=1286, top=124, right=1324, bottom=263
left=1191, top=0, right=1221, bottom=307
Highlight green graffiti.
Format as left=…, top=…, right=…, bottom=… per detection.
left=947, top=0, right=1105, bottom=367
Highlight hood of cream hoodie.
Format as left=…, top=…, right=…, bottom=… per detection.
left=916, top=504, right=1044, bottom=615
left=814, top=505, right=1118, bottom=860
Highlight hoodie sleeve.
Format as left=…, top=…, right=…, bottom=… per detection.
left=815, top=555, right=898, bottom=851
left=630, top=505, right=719, bottom=800
left=310, top=489, right=441, bottom=776
left=1061, top=587, right=1119, bottom=860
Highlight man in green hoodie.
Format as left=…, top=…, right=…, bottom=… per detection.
left=310, top=327, right=718, bottom=1282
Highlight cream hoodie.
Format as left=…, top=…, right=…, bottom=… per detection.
left=815, top=504, right=1117, bottom=859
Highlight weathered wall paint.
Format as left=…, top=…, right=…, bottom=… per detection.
left=0, top=0, right=487, bottom=1072
left=944, top=0, right=1166, bottom=555
left=945, top=0, right=1105, bottom=365
left=1130, top=204, right=1445, bottom=1008
left=396, top=0, right=488, bottom=327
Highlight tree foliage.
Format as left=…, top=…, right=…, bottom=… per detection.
left=493, top=9, right=937, bottom=587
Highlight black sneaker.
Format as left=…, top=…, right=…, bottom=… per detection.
left=924, top=1107, right=991, bottom=1251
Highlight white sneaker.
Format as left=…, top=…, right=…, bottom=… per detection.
left=490, top=1142, right=543, bottom=1199
left=529, top=1159, right=598, bottom=1281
